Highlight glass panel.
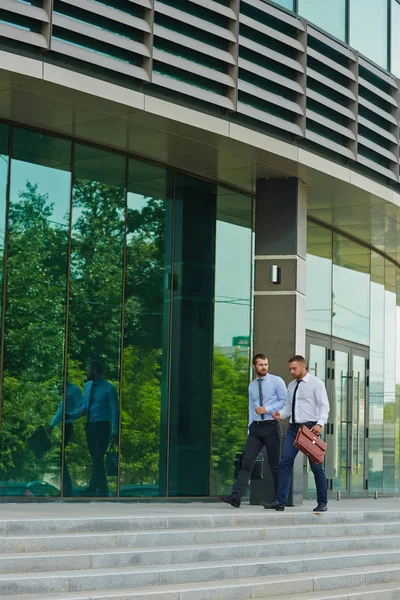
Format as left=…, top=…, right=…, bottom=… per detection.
left=351, top=355, right=365, bottom=492
left=168, top=173, right=215, bottom=496
left=67, top=145, right=125, bottom=498
left=332, top=234, right=370, bottom=345
left=306, top=222, right=332, bottom=335
left=298, top=0, right=346, bottom=41
left=391, top=0, right=400, bottom=77
left=333, top=350, right=349, bottom=491
left=383, top=260, right=396, bottom=493
left=1, top=128, right=71, bottom=498
left=369, top=252, right=384, bottom=493
left=119, top=160, right=173, bottom=498
left=272, top=0, right=294, bottom=10
left=211, top=188, right=252, bottom=496
left=349, top=0, right=388, bottom=68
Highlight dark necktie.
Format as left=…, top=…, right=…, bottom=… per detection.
left=258, top=378, right=265, bottom=421
left=87, top=381, right=95, bottom=422
left=292, top=379, right=302, bottom=425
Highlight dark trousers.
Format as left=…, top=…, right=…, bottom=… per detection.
left=274, top=422, right=328, bottom=506
left=85, top=421, right=111, bottom=496
left=232, top=420, right=283, bottom=500
left=63, top=423, right=73, bottom=496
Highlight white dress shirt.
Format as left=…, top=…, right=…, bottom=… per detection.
left=279, top=372, right=330, bottom=427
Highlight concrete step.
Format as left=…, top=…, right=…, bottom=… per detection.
left=1, top=563, right=400, bottom=599
left=2, top=519, right=400, bottom=554
left=1, top=533, right=400, bottom=573
left=2, top=549, right=400, bottom=595
left=2, top=509, right=400, bottom=536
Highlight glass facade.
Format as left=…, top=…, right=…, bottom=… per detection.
left=306, top=221, right=400, bottom=496
left=0, top=124, right=254, bottom=498
left=391, top=0, right=400, bottom=77
left=349, top=0, right=388, bottom=68
left=298, top=0, right=346, bottom=41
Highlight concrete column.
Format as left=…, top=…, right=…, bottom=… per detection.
left=253, top=178, right=307, bottom=506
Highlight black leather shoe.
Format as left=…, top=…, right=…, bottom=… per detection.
left=219, top=494, right=240, bottom=508
left=313, top=502, right=328, bottom=512
left=261, top=501, right=285, bottom=511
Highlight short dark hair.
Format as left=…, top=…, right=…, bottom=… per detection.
left=253, top=353, right=267, bottom=365
left=288, top=355, right=306, bottom=365
left=88, top=360, right=104, bottom=376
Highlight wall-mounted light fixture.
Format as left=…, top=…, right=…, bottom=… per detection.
left=269, top=265, right=281, bottom=284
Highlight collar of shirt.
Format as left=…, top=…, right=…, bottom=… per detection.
left=299, top=372, right=310, bottom=383
left=257, top=374, right=268, bottom=381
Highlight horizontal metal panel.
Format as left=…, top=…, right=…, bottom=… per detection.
left=241, top=0, right=305, bottom=31
left=239, top=80, right=303, bottom=116
left=154, top=1, right=235, bottom=42
left=187, top=0, right=236, bottom=20
left=239, top=14, right=305, bottom=52
left=358, top=136, right=397, bottom=162
left=51, top=38, right=149, bottom=80
left=153, top=48, right=235, bottom=87
left=1, top=0, right=49, bottom=22
left=308, top=26, right=355, bottom=61
left=237, top=101, right=304, bottom=136
left=307, top=90, right=356, bottom=120
left=358, top=116, right=398, bottom=145
left=306, top=110, right=356, bottom=140
left=152, top=71, right=234, bottom=109
left=53, top=13, right=150, bottom=56
left=240, top=36, right=304, bottom=73
left=307, top=47, right=355, bottom=81
left=357, top=154, right=398, bottom=181
left=154, top=24, right=235, bottom=65
left=239, top=58, right=304, bottom=94
left=358, top=77, right=398, bottom=108
left=56, top=0, right=151, bottom=32
left=359, top=57, right=398, bottom=89
left=0, top=22, right=47, bottom=48
left=305, top=130, right=355, bottom=159
left=358, top=97, right=398, bottom=126
left=307, top=68, right=356, bottom=101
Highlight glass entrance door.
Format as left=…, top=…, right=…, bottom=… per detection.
left=306, top=333, right=369, bottom=498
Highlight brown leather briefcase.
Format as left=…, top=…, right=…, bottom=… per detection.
left=293, top=425, right=327, bottom=465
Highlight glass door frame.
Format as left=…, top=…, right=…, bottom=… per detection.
left=306, top=331, right=370, bottom=498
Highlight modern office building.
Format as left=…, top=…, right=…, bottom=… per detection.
left=0, top=0, right=399, bottom=501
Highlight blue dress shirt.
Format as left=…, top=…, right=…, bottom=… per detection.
left=248, top=373, right=287, bottom=425
left=83, top=379, right=119, bottom=435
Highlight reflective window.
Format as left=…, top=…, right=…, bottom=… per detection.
left=168, top=174, right=216, bottom=496
left=67, top=145, right=125, bottom=498
left=211, top=189, right=252, bottom=496
left=383, top=260, right=396, bottom=493
left=332, top=234, right=370, bottom=346
left=272, top=0, right=294, bottom=9
left=306, top=222, right=332, bottom=335
left=119, top=160, right=173, bottom=498
left=391, top=0, right=400, bottom=76
left=369, top=252, right=384, bottom=492
left=1, top=129, right=71, bottom=498
left=298, top=0, right=346, bottom=41
left=349, top=0, right=388, bottom=68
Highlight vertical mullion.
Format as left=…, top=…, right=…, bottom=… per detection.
left=0, top=126, right=12, bottom=436
left=60, top=141, right=74, bottom=498
left=208, top=185, right=218, bottom=497
left=116, top=156, right=129, bottom=499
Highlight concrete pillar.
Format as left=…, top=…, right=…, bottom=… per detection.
left=253, top=178, right=307, bottom=506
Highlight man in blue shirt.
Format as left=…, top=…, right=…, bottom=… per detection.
left=220, top=354, right=287, bottom=508
left=71, top=361, right=118, bottom=497
left=48, top=381, right=83, bottom=496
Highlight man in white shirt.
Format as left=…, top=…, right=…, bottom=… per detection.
left=263, top=354, right=330, bottom=512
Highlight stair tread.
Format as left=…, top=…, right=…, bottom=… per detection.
left=2, top=564, right=400, bottom=599
left=1, top=531, right=400, bottom=558
left=1, top=549, right=400, bottom=579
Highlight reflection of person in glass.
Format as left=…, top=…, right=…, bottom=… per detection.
left=47, top=381, right=83, bottom=496
left=81, top=361, right=118, bottom=497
